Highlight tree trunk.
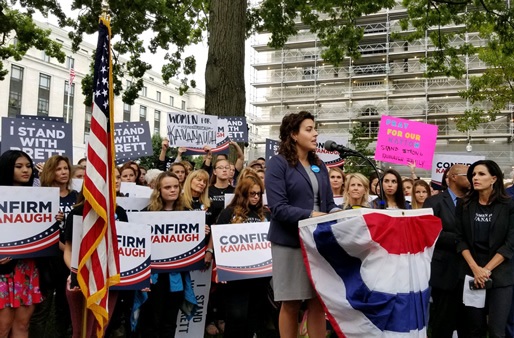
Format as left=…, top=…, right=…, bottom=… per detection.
left=205, top=0, right=247, bottom=119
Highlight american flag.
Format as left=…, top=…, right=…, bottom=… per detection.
left=78, top=17, right=119, bottom=336
left=69, top=67, right=75, bottom=85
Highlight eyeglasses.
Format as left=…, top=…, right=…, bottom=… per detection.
left=215, top=166, right=230, bottom=170
left=249, top=191, right=262, bottom=197
left=454, top=173, right=467, bottom=176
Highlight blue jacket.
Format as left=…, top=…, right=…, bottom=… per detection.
left=265, top=154, right=338, bottom=247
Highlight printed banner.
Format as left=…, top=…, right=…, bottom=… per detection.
left=0, top=186, right=60, bottom=258
left=17, top=115, right=65, bottom=123
left=71, top=218, right=152, bottom=290
left=375, top=116, right=438, bottom=170
left=167, top=112, right=217, bottom=148
left=175, top=268, right=212, bottom=337
left=316, top=135, right=347, bottom=168
left=211, top=222, right=271, bottom=281
left=1, top=117, right=73, bottom=162
left=218, top=116, right=248, bottom=142
left=116, top=197, right=150, bottom=213
left=114, top=122, right=153, bottom=164
left=128, top=211, right=206, bottom=272
left=298, top=208, right=440, bottom=337
left=265, top=139, right=280, bottom=160
left=431, top=154, right=484, bottom=185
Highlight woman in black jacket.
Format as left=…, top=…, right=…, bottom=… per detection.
left=456, top=160, right=514, bottom=337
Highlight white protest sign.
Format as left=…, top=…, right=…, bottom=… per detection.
left=0, top=186, right=60, bottom=258
left=120, top=182, right=152, bottom=198
left=316, top=135, right=347, bottom=168
left=71, top=218, right=152, bottom=290
left=167, top=112, right=217, bottom=147
left=116, top=197, right=150, bottom=212
left=175, top=268, right=212, bottom=338
left=128, top=211, right=206, bottom=272
left=431, top=154, right=484, bottom=185
left=71, top=178, right=83, bottom=192
left=211, top=222, right=271, bottom=281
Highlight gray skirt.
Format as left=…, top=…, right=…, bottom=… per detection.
left=271, top=243, right=316, bottom=301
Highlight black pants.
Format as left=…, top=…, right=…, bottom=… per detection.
left=135, top=274, right=184, bottom=338
left=223, top=278, right=269, bottom=338
left=466, top=285, right=513, bottom=338
left=429, top=285, right=468, bottom=338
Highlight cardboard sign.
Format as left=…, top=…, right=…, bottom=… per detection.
left=1, top=117, right=73, bottom=162
left=114, top=122, right=153, bottom=164
left=167, top=112, right=217, bottom=148
left=211, top=222, right=272, bottom=281
left=116, top=197, right=150, bottom=213
left=431, top=154, right=484, bottom=185
left=175, top=268, right=212, bottom=337
left=375, top=116, right=438, bottom=170
left=120, top=182, right=152, bottom=198
left=128, top=211, right=206, bottom=272
left=0, top=186, right=60, bottom=258
left=70, top=218, right=152, bottom=290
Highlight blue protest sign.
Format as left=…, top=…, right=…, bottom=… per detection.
left=1, top=117, right=73, bottom=162
left=114, top=121, right=153, bottom=164
left=265, top=139, right=280, bottom=160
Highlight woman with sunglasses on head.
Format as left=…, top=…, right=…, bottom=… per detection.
left=214, top=176, right=270, bottom=338
left=0, top=150, right=45, bottom=338
left=266, top=111, right=339, bottom=338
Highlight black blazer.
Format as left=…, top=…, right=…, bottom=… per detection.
left=455, top=198, right=514, bottom=287
left=424, top=190, right=461, bottom=290
left=265, top=154, right=338, bottom=247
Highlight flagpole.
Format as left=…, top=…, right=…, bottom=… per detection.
left=66, top=83, right=71, bottom=124
left=80, top=3, right=112, bottom=337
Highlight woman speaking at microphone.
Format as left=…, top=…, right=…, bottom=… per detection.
left=265, top=111, right=339, bottom=338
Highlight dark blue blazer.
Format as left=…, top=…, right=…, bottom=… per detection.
left=265, top=154, right=338, bottom=247
left=455, top=198, right=514, bottom=287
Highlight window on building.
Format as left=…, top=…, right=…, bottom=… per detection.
left=154, top=110, right=161, bottom=134
left=123, top=103, right=131, bottom=122
left=141, top=86, right=147, bottom=97
left=8, top=65, right=23, bottom=117
left=66, top=56, right=75, bottom=69
left=170, top=96, right=174, bottom=107
left=63, top=81, right=75, bottom=122
left=156, top=91, right=161, bottom=102
left=140, top=105, right=147, bottom=122
left=37, top=74, right=51, bottom=116
left=42, top=51, right=50, bottom=62
left=181, top=100, right=186, bottom=110
left=359, top=107, right=379, bottom=138
left=126, top=80, right=132, bottom=87
left=84, top=105, right=92, bottom=138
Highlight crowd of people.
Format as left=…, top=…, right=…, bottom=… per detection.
left=1, top=110, right=514, bottom=337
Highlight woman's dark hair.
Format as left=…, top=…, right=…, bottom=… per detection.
left=210, top=158, right=231, bottom=185
left=368, top=171, right=382, bottom=195
left=465, top=160, right=510, bottom=205
left=0, top=150, right=34, bottom=186
left=278, top=111, right=320, bottom=166
left=119, top=163, right=137, bottom=181
left=380, top=168, right=407, bottom=209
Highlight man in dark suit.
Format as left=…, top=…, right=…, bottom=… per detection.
left=424, top=164, right=470, bottom=337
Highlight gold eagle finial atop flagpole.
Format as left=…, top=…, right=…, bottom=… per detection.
left=100, top=0, right=110, bottom=21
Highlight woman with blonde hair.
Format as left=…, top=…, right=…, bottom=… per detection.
left=329, top=167, right=345, bottom=198
left=342, top=173, right=370, bottom=209
left=411, top=180, right=431, bottom=209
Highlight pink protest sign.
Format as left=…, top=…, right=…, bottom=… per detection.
left=374, top=116, right=438, bottom=170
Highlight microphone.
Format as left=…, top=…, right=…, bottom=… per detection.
left=324, top=140, right=356, bottom=154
